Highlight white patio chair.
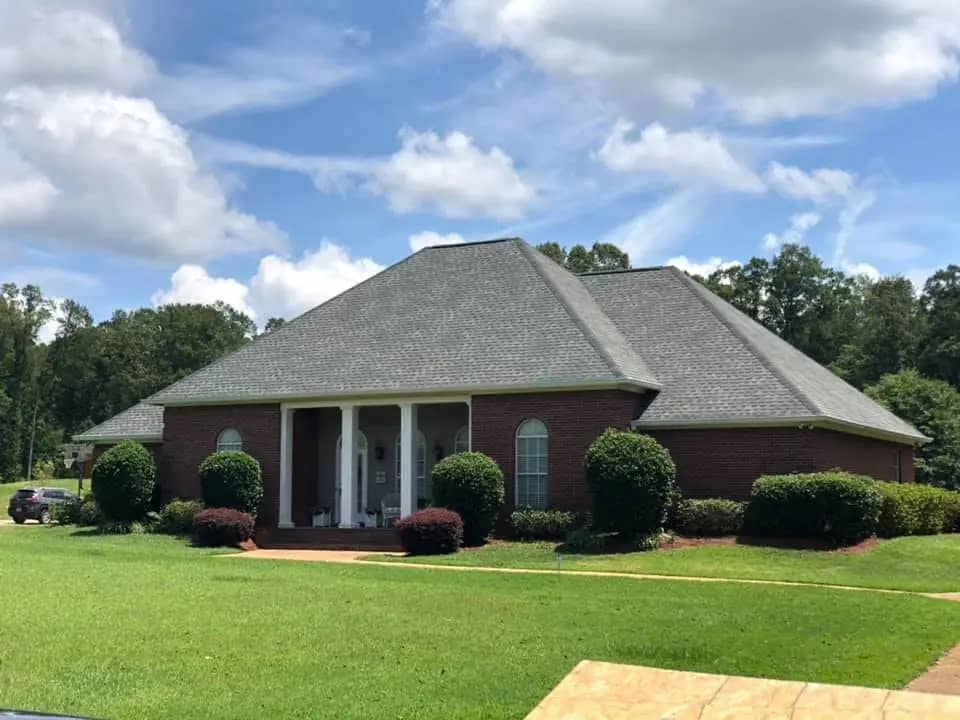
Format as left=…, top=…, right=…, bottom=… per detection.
left=381, top=492, right=401, bottom=527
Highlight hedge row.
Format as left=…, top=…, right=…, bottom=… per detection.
left=743, top=472, right=882, bottom=543
left=876, top=482, right=960, bottom=537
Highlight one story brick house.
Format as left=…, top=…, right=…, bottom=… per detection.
left=75, top=238, right=925, bottom=544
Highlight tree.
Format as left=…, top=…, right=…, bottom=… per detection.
left=918, top=265, right=960, bottom=387
left=591, top=242, right=629, bottom=271
left=833, top=276, right=918, bottom=388
left=536, top=242, right=567, bottom=266
left=264, top=317, right=286, bottom=333
left=536, top=241, right=631, bottom=273
left=703, top=258, right=770, bottom=322
left=866, top=370, right=960, bottom=489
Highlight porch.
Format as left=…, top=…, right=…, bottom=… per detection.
left=276, top=397, right=470, bottom=536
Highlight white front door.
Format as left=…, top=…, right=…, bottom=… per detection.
left=335, top=432, right=368, bottom=526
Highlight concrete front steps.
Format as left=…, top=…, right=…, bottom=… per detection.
left=256, top=527, right=402, bottom=552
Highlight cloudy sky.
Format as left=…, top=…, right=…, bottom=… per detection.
left=3, top=0, right=960, bottom=331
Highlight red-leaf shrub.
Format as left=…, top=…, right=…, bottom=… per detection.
left=395, top=508, right=463, bottom=555
left=192, top=507, right=255, bottom=547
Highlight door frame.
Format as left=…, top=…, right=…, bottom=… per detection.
left=335, top=431, right=369, bottom=526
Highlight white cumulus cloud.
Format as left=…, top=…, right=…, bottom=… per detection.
left=153, top=243, right=384, bottom=324
left=437, top=0, right=960, bottom=121
left=765, top=162, right=855, bottom=203
left=666, top=256, right=740, bottom=277
left=597, top=120, right=764, bottom=193
left=762, top=212, right=822, bottom=252
left=151, top=265, right=255, bottom=318
left=408, top=231, right=466, bottom=252
left=368, top=128, right=536, bottom=221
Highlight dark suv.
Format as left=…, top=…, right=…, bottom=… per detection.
left=7, top=488, right=79, bottom=525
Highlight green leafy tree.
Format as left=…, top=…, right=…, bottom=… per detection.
left=833, top=276, right=918, bottom=387
left=536, top=242, right=567, bottom=266
left=918, top=265, right=960, bottom=387
left=866, top=370, right=960, bottom=489
left=703, top=258, right=770, bottom=322
left=564, top=244, right=596, bottom=274
left=264, top=317, right=287, bottom=333
left=591, top=242, right=629, bottom=271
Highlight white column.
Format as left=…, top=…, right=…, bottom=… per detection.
left=399, top=402, right=418, bottom=517
left=339, top=404, right=358, bottom=528
left=466, top=400, right=472, bottom=451
left=278, top=407, right=294, bottom=528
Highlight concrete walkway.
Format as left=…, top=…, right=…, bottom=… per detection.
left=526, top=661, right=960, bottom=719
left=910, top=644, right=960, bottom=696
left=227, top=548, right=960, bottom=601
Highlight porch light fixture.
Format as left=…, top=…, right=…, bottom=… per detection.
left=374, top=445, right=385, bottom=461
left=434, top=444, right=444, bottom=461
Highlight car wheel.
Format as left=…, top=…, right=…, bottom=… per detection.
left=13, top=516, right=25, bottom=524
left=39, top=508, right=51, bottom=525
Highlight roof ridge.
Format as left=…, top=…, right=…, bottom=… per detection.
left=422, top=237, right=520, bottom=250
left=577, top=266, right=670, bottom=277
left=516, top=241, right=653, bottom=387
left=668, top=267, right=821, bottom=416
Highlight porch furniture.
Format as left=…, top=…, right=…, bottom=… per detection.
left=381, top=492, right=401, bottom=527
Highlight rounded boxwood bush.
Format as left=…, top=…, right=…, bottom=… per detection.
left=192, top=507, right=255, bottom=547
left=199, top=451, right=262, bottom=517
left=159, top=498, right=205, bottom=535
left=91, top=441, right=157, bottom=523
left=876, top=482, right=960, bottom=537
left=395, top=508, right=463, bottom=555
left=431, top=452, right=504, bottom=546
left=585, top=429, right=677, bottom=537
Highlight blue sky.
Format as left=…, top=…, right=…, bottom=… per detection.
left=2, top=1, right=960, bottom=335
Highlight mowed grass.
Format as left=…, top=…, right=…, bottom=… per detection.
left=367, top=535, right=960, bottom=593
left=2, top=527, right=960, bottom=719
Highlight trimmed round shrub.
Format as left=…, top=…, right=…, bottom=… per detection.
left=77, top=498, right=101, bottom=527
left=159, top=498, right=205, bottom=535
left=192, top=507, right=255, bottom=547
left=876, top=482, right=960, bottom=537
left=199, top=451, right=263, bottom=517
left=395, top=508, right=463, bottom=555
left=51, top=497, right=83, bottom=525
left=91, top=441, right=157, bottom=523
left=585, top=429, right=677, bottom=537
left=431, top=452, right=504, bottom=546
left=672, top=498, right=746, bottom=537
left=743, top=472, right=882, bottom=544
left=510, top=507, right=581, bottom=540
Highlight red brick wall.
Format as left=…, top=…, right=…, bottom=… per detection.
left=162, top=405, right=281, bottom=525
left=471, top=390, right=642, bottom=512
left=470, top=389, right=917, bottom=509
left=648, top=427, right=915, bottom=500
left=292, top=409, right=320, bottom=527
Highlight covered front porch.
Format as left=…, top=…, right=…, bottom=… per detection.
left=276, top=397, right=471, bottom=531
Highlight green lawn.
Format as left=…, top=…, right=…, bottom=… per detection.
left=1, top=527, right=959, bottom=719
left=1, top=478, right=86, bottom=508
left=366, top=535, right=960, bottom=593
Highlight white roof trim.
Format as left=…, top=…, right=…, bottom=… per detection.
left=632, top=415, right=928, bottom=446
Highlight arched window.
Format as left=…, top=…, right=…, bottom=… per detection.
left=454, top=426, right=470, bottom=454
left=216, top=428, right=243, bottom=452
left=395, top=431, right=427, bottom=498
left=515, top=419, right=548, bottom=509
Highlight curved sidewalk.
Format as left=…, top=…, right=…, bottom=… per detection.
left=226, top=548, right=960, bottom=601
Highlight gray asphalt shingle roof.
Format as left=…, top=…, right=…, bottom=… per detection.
left=72, top=402, right=163, bottom=443
left=132, top=238, right=922, bottom=445
left=147, top=239, right=660, bottom=405
left=580, top=266, right=926, bottom=443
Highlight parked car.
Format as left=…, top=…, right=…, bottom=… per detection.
left=7, top=487, right=80, bottom=525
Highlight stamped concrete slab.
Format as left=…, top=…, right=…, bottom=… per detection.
left=526, top=661, right=960, bottom=719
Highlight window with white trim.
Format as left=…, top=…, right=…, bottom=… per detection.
left=216, top=428, right=243, bottom=452
left=395, top=431, right=427, bottom=498
left=516, top=419, right=548, bottom=509
left=454, top=426, right=469, bottom=454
